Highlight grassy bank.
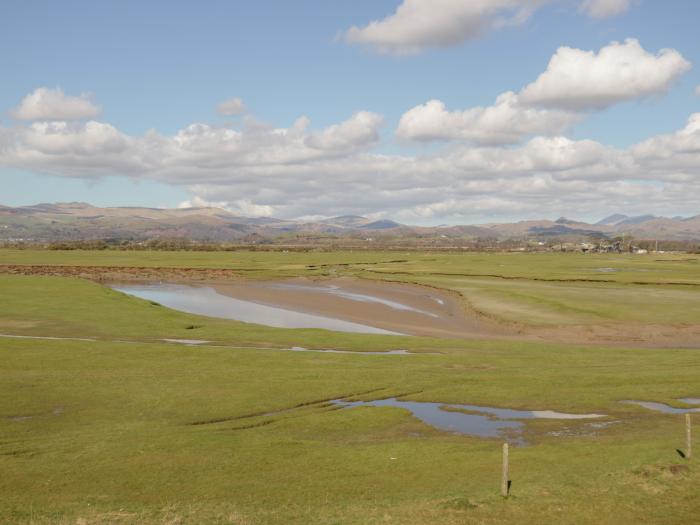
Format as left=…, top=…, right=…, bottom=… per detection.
left=1, top=249, right=699, bottom=284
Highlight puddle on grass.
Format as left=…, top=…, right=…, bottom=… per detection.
left=8, top=415, right=34, bottom=422
left=679, top=398, right=700, bottom=405
left=546, top=420, right=622, bottom=438
left=162, top=338, right=210, bottom=345
left=1, top=332, right=418, bottom=356
left=331, top=397, right=606, bottom=441
left=290, top=346, right=412, bottom=355
left=0, top=333, right=95, bottom=342
left=7, top=406, right=64, bottom=422
left=111, top=284, right=402, bottom=335
left=622, top=400, right=700, bottom=414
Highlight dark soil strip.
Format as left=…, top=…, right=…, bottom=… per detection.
left=219, top=420, right=277, bottom=432
left=305, top=259, right=408, bottom=269
left=0, top=264, right=248, bottom=281
left=188, top=387, right=388, bottom=426
left=3, top=263, right=698, bottom=287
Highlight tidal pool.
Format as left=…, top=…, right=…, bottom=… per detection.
left=111, top=283, right=401, bottom=335
left=331, top=397, right=606, bottom=440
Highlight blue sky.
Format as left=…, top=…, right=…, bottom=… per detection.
left=1, top=0, right=699, bottom=223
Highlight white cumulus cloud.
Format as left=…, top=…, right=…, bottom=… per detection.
left=344, top=0, right=548, bottom=54
left=520, top=39, right=691, bottom=110
left=630, top=113, right=700, bottom=175
left=396, top=93, right=579, bottom=144
left=23, top=121, right=128, bottom=155
left=228, top=199, right=275, bottom=217
left=306, top=111, right=383, bottom=152
left=216, top=97, right=247, bottom=116
left=1, top=120, right=144, bottom=178
left=177, top=196, right=229, bottom=209
left=396, top=39, right=689, bottom=145
left=579, top=0, right=631, bottom=18
left=12, top=87, right=101, bottom=121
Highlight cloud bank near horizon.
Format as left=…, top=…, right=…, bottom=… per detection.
left=1, top=39, right=698, bottom=223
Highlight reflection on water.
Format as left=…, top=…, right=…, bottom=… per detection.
left=270, top=283, right=439, bottom=317
left=622, top=400, right=700, bottom=414
left=111, top=283, right=401, bottom=335
left=332, top=397, right=605, bottom=440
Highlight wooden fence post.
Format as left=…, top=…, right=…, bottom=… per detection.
left=501, top=443, right=509, bottom=497
left=686, top=413, right=692, bottom=460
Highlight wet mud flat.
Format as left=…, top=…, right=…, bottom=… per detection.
left=5, top=265, right=507, bottom=337
left=110, top=277, right=512, bottom=338
left=211, top=277, right=511, bottom=339
left=110, top=282, right=401, bottom=334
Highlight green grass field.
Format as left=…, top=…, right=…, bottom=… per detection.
left=1, top=250, right=699, bottom=524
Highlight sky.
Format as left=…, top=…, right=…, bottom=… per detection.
left=1, top=0, right=699, bottom=224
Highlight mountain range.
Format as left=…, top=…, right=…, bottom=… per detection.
left=1, top=203, right=699, bottom=243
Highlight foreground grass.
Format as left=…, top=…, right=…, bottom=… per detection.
left=2, top=335, right=700, bottom=524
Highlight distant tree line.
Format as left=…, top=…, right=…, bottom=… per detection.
left=1, top=237, right=699, bottom=253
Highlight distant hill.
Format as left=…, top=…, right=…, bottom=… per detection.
left=363, top=220, right=402, bottom=230
left=617, top=214, right=657, bottom=226
left=596, top=214, right=629, bottom=226
left=484, top=214, right=698, bottom=241
left=0, top=202, right=698, bottom=243
left=319, top=215, right=370, bottom=227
